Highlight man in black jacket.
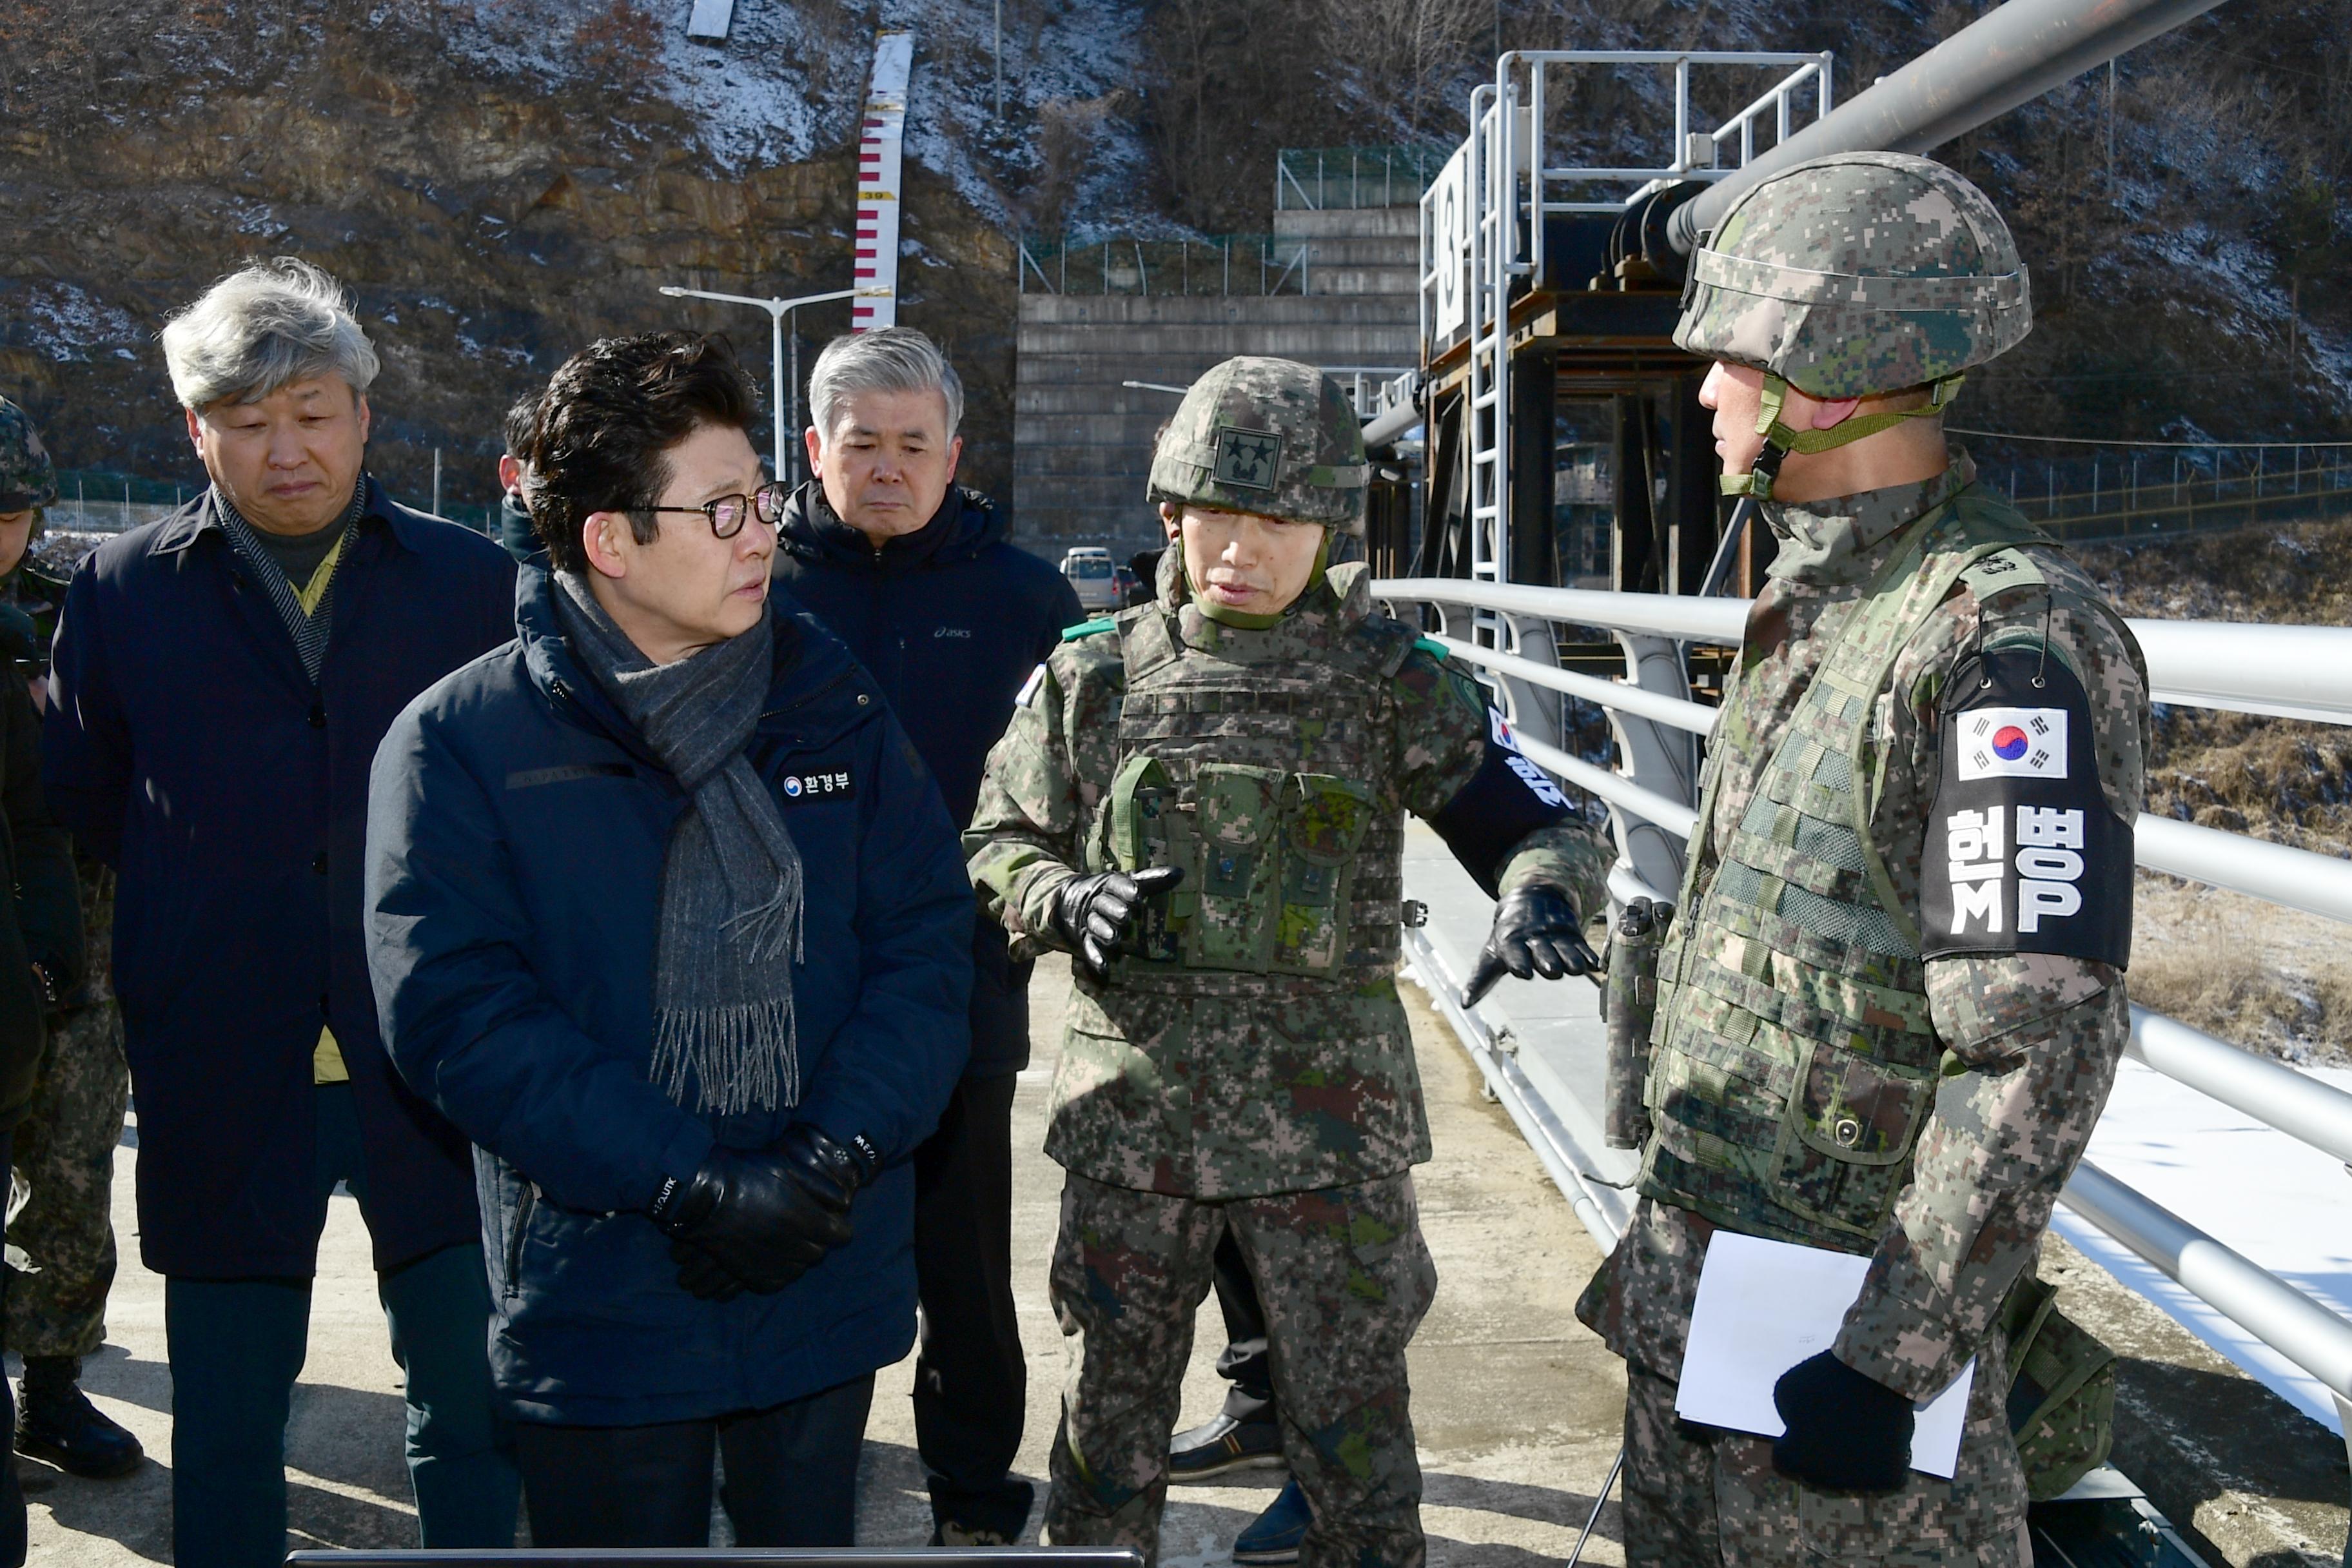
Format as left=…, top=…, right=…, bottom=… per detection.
left=773, top=327, right=1080, bottom=1545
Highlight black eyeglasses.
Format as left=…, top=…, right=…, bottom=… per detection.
left=630, top=482, right=786, bottom=539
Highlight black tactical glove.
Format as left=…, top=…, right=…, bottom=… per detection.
left=1771, top=1349, right=1916, bottom=1494
left=1463, top=884, right=1601, bottom=1006
left=1051, top=866, right=1186, bottom=980
left=654, top=1141, right=856, bottom=1304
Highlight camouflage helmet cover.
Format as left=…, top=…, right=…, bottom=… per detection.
left=0, top=397, right=57, bottom=514
left=1674, top=151, right=2032, bottom=400
left=1147, top=355, right=1369, bottom=534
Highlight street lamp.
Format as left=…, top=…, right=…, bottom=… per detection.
left=656, top=284, right=858, bottom=484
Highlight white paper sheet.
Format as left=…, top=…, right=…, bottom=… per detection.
left=1675, top=1230, right=1975, bottom=1479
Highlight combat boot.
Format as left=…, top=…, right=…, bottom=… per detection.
left=16, top=1356, right=143, bottom=1479
left=1231, top=1479, right=1310, bottom=1565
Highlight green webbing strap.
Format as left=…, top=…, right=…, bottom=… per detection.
left=1061, top=617, right=1117, bottom=642
left=1720, top=374, right=1966, bottom=500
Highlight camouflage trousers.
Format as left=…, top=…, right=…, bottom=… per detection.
left=1618, top=1355, right=2030, bottom=1568
left=1042, top=1170, right=1437, bottom=1568
left=8, top=1001, right=129, bottom=1361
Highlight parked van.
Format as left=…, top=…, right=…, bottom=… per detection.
left=1059, top=547, right=1120, bottom=612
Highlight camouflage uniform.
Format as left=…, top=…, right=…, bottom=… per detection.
left=968, top=358, right=1608, bottom=1568
left=1575, top=155, right=2147, bottom=1566
left=0, top=400, right=128, bottom=1365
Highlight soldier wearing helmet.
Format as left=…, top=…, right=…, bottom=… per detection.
left=0, top=399, right=143, bottom=1482
left=0, top=397, right=116, bottom=1513
left=1576, top=153, right=2147, bottom=1565
left=966, top=355, right=1611, bottom=1568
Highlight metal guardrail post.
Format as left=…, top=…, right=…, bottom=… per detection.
left=1608, top=633, right=1698, bottom=900
left=1493, top=612, right=1569, bottom=755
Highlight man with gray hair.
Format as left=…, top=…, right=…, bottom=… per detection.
left=43, top=257, right=520, bottom=1565
left=772, top=324, right=1079, bottom=1545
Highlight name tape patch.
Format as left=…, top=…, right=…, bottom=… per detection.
left=780, top=769, right=854, bottom=803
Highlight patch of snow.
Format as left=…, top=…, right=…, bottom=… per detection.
left=2, top=283, right=146, bottom=365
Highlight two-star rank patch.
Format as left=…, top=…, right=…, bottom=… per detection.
left=1212, top=424, right=1282, bottom=491
left=1921, top=646, right=2132, bottom=966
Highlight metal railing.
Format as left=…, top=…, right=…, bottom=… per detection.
left=1018, top=235, right=1314, bottom=297
left=1977, top=445, right=2352, bottom=544
left=1374, top=572, right=2352, bottom=1446
left=1276, top=145, right=1448, bottom=210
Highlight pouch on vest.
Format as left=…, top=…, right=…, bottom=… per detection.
left=1605, top=898, right=1671, bottom=1150
left=1271, top=773, right=1375, bottom=976
left=1109, top=753, right=1190, bottom=965
left=1187, top=763, right=1285, bottom=973
left=1999, top=1270, right=2117, bottom=1500
left=1770, top=1037, right=1939, bottom=1239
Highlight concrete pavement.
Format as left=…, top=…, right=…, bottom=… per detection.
left=20, top=953, right=1631, bottom=1562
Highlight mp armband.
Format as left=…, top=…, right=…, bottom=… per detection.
left=1427, top=709, right=1574, bottom=898
left=1920, top=645, right=2133, bottom=966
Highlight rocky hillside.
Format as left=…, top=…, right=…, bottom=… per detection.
left=3, top=0, right=2349, bottom=525
left=0, top=0, right=1147, bottom=519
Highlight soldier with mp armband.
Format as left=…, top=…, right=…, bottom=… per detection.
left=1577, top=152, right=2148, bottom=1567
left=965, top=355, right=1610, bottom=1568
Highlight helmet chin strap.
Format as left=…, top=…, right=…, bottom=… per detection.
left=1180, top=521, right=1331, bottom=629
left=1720, top=372, right=1965, bottom=501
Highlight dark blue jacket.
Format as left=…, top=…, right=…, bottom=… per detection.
left=365, top=562, right=973, bottom=1425
left=770, top=482, right=1079, bottom=1075
left=41, top=479, right=516, bottom=1278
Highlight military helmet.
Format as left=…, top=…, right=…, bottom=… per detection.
left=0, top=397, right=57, bottom=514
left=1674, top=151, right=2031, bottom=400
left=1147, top=356, right=1369, bottom=534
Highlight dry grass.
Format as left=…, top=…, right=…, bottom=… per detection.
left=2075, top=516, right=2352, bottom=1063
left=2130, top=874, right=2352, bottom=1066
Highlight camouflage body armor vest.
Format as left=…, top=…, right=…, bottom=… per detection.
left=1088, top=567, right=1419, bottom=992
left=1640, top=490, right=2047, bottom=1250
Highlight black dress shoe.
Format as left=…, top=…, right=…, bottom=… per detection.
left=1168, top=1411, right=1284, bottom=1482
left=17, top=1367, right=143, bottom=1480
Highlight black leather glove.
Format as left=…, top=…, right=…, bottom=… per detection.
left=1771, top=1349, right=1916, bottom=1493
left=1463, top=884, right=1601, bottom=1006
left=653, top=1142, right=855, bottom=1303
left=1051, top=866, right=1184, bottom=980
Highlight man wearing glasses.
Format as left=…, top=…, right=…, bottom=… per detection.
left=364, top=331, right=974, bottom=1545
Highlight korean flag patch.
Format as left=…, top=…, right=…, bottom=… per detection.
left=1957, top=707, right=2068, bottom=781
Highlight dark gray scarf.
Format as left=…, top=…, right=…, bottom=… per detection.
left=553, top=573, right=805, bottom=1115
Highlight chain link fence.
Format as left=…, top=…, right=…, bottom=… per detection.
left=1275, top=145, right=1447, bottom=210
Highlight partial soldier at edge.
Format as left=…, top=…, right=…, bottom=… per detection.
left=966, top=355, right=1611, bottom=1568
left=1575, top=152, right=2148, bottom=1567
left=0, top=398, right=139, bottom=1481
